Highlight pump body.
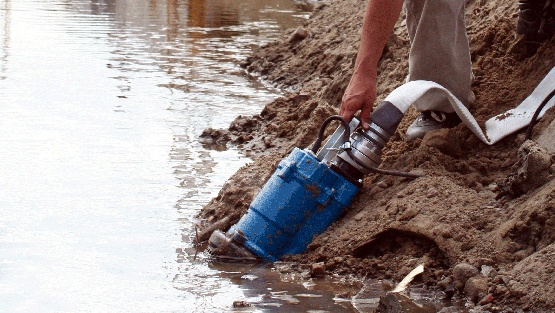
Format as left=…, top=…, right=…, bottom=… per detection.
left=227, top=147, right=358, bottom=261
left=208, top=102, right=404, bottom=261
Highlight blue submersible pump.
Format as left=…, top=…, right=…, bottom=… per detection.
left=207, top=101, right=420, bottom=262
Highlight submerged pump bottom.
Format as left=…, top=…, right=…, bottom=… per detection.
left=206, top=229, right=261, bottom=262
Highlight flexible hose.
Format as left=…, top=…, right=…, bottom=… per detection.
left=525, top=88, right=555, bottom=141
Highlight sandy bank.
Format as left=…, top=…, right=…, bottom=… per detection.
left=198, top=0, right=555, bottom=311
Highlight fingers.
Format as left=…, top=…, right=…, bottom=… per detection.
left=339, top=107, right=355, bottom=123
left=339, top=95, right=356, bottom=122
left=340, top=83, right=376, bottom=129
left=360, top=100, right=372, bottom=130
left=340, top=99, right=371, bottom=129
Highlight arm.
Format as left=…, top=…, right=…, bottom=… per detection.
left=339, top=0, right=404, bottom=129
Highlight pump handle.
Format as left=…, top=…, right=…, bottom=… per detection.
left=311, top=115, right=351, bottom=154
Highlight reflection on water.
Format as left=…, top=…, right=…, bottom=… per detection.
left=0, top=0, right=321, bottom=312
left=188, top=0, right=239, bottom=28
left=1, top=0, right=10, bottom=80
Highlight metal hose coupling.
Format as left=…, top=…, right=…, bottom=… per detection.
left=332, top=101, right=421, bottom=183
left=338, top=121, right=391, bottom=174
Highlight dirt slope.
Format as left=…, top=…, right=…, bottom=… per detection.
left=198, top=0, right=555, bottom=311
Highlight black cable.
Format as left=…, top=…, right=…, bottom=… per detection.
left=525, top=88, right=555, bottom=141
left=311, top=115, right=350, bottom=153
left=346, top=149, right=423, bottom=179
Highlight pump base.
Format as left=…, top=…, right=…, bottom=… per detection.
left=207, top=230, right=262, bottom=263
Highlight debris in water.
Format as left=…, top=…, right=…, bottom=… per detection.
left=392, top=264, right=425, bottom=293
left=232, top=300, right=251, bottom=308
left=193, top=216, right=232, bottom=244
left=311, top=262, right=326, bottom=277
left=241, top=274, right=258, bottom=281
left=351, top=280, right=386, bottom=312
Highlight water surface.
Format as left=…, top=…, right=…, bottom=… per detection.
left=0, top=1, right=329, bottom=312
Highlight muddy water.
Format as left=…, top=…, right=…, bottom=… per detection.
left=0, top=0, right=334, bottom=311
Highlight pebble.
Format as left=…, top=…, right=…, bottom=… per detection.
left=453, top=263, right=479, bottom=290
left=233, top=300, right=251, bottom=308
left=478, top=293, right=494, bottom=305
left=398, top=207, right=419, bottom=221
left=493, top=285, right=508, bottom=296
left=426, top=186, right=440, bottom=198
left=311, top=262, right=326, bottom=277
left=376, top=181, right=388, bottom=188
left=437, top=277, right=453, bottom=290
left=381, top=279, right=394, bottom=290
left=288, top=26, right=308, bottom=44
left=377, top=292, right=422, bottom=312
left=481, top=265, right=498, bottom=278
left=465, top=276, right=489, bottom=303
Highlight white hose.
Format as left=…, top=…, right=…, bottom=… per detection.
left=383, top=66, right=555, bottom=145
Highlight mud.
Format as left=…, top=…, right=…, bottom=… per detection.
left=197, top=0, right=555, bottom=311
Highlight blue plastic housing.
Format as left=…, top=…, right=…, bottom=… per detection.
left=227, top=147, right=360, bottom=261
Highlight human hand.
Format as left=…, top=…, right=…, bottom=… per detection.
left=339, top=75, right=376, bottom=129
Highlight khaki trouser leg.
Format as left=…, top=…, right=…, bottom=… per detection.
left=405, top=0, right=473, bottom=112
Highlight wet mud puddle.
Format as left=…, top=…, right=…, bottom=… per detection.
left=186, top=257, right=458, bottom=312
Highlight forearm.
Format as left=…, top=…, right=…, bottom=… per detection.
left=353, top=0, right=404, bottom=79
left=340, top=0, right=404, bottom=127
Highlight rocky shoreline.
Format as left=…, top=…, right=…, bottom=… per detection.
left=198, top=0, right=555, bottom=311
